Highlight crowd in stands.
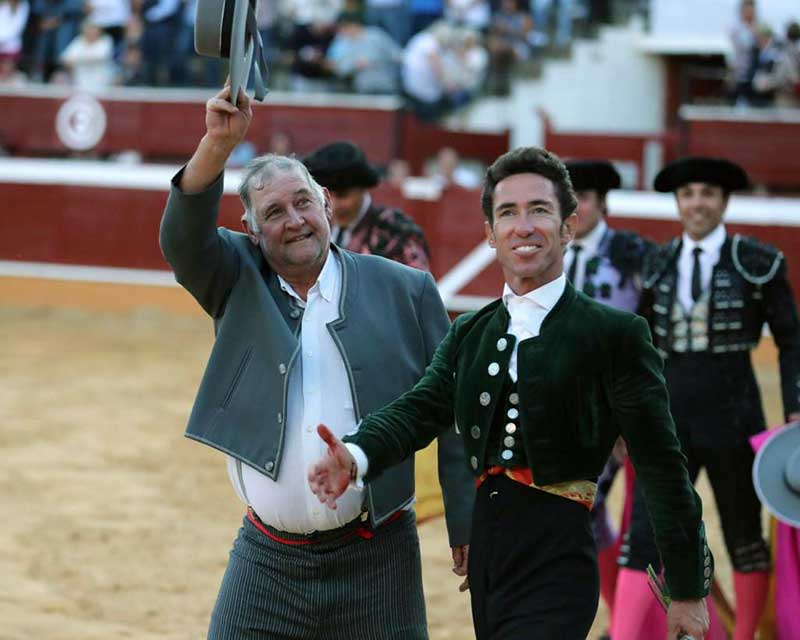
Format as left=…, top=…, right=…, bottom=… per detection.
left=729, top=0, right=800, bottom=108
left=0, top=0, right=622, bottom=119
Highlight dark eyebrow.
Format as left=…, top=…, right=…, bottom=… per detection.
left=493, top=198, right=554, bottom=212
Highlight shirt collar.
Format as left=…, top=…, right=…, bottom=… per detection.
left=571, top=218, right=607, bottom=256
left=277, top=249, right=339, bottom=305
left=682, top=223, right=726, bottom=254
left=502, top=273, right=567, bottom=311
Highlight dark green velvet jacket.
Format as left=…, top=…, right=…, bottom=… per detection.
left=346, top=282, right=712, bottom=599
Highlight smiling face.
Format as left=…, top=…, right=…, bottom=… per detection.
left=573, top=189, right=605, bottom=239
left=675, top=182, right=728, bottom=241
left=242, top=168, right=332, bottom=281
left=486, top=173, right=577, bottom=295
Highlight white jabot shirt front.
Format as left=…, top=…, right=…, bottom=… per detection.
left=677, top=224, right=726, bottom=313
left=331, top=193, right=371, bottom=248
left=503, top=274, right=567, bottom=382
left=225, top=250, right=364, bottom=533
left=564, top=219, right=607, bottom=291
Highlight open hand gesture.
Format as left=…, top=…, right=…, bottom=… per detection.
left=308, top=424, right=357, bottom=509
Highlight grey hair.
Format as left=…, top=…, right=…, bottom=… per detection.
left=238, top=154, right=326, bottom=233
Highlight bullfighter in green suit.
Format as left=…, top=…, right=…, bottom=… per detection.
left=309, top=147, right=712, bottom=640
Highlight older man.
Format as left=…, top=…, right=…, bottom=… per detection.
left=310, top=147, right=712, bottom=640
left=159, top=86, right=473, bottom=640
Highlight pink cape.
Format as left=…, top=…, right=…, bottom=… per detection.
left=750, top=427, right=800, bottom=640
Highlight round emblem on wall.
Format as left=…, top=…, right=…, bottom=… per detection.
left=55, top=94, right=107, bottom=151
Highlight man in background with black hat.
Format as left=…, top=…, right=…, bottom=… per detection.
left=303, top=141, right=431, bottom=271
left=620, top=156, right=800, bottom=640
left=564, top=159, right=651, bottom=636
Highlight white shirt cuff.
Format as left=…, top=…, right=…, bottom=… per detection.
left=345, top=443, right=369, bottom=489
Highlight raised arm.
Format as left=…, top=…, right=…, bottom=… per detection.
left=159, top=85, right=253, bottom=317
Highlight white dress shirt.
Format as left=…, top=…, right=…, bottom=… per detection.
left=503, top=274, right=567, bottom=382
left=677, top=224, right=726, bottom=314
left=564, top=219, right=607, bottom=292
left=226, top=250, right=364, bottom=533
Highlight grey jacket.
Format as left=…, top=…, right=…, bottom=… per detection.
left=159, top=170, right=473, bottom=545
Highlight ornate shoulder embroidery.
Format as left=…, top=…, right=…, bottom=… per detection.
left=731, top=234, right=783, bottom=285
left=643, top=239, right=679, bottom=289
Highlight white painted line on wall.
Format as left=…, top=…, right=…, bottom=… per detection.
left=0, top=261, right=179, bottom=287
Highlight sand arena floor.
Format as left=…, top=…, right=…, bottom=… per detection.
left=0, top=278, right=784, bottom=639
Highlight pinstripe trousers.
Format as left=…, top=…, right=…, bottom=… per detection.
left=207, top=510, right=429, bottom=639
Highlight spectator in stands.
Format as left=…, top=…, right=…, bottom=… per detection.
left=446, top=26, right=488, bottom=98
left=284, top=0, right=343, bottom=26
left=749, top=23, right=784, bottom=107
left=365, top=0, right=410, bottom=46
left=427, top=146, right=483, bottom=189
left=728, top=0, right=758, bottom=105
left=60, top=18, right=116, bottom=89
left=386, top=157, right=411, bottom=188
left=84, top=0, right=129, bottom=55
left=139, top=0, right=183, bottom=86
left=304, top=141, right=432, bottom=270
left=444, top=0, right=491, bottom=33
left=0, top=0, right=30, bottom=82
left=776, top=21, right=800, bottom=106
left=30, top=0, right=84, bottom=81
left=402, top=21, right=463, bottom=121
left=410, top=0, right=444, bottom=37
left=267, top=130, right=294, bottom=156
left=286, top=18, right=338, bottom=92
left=327, top=11, right=401, bottom=94
left=176, top=0, right=221, bottom=87
left=119, top=9, right=144, bottom=85
left=486, top=0, right=534, bottom=96
left=530, top=0, right=576, bottom=49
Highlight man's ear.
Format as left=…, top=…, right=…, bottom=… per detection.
left=561, top=212, right=578, bottom=248
left=484, top=220, right=496, bottom=248
left=241, top=213, right=259, bottom=245
left=322, top=187, right=333, bottom=221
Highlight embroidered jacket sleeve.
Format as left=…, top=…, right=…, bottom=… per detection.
left=354, top=207, right=432, bottom=271
left=757, top=257, right=800, bottom=418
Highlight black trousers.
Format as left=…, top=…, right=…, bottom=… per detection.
left=623, top=352, right=769, bottom=573
left=469, top=475, right=599, bottom=640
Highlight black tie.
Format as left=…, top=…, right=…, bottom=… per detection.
left=334, top=226, right=347, bottom=247
left=566, top=244, right=582, bottom=283
left=691, top=247, right=703, bottom=302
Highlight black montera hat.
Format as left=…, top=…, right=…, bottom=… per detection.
left=653, top=157, right=749, bottom=193
left=303, top=142, right=380, bottom=191
left=565, top=160, right=621, bottom=193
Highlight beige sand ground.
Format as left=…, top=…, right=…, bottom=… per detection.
left=0, top=278, right=784, bottom=639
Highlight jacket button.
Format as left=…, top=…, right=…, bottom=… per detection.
left=277, top=412, right=283, bottom=424
left=278, top=363, right=287, bottom=374
left=504, top=436, right=515, bottom=448
left=507, top=408, right=519, bottom=419
left=289, top=309, right=301, bottom=319
left=488, top=362, right=500, bottom=376
left=479, top=392, right=491, bottom=406
left=704, top=567, right=711, bottom=578
left=505, top=423, right=517, bottom=434
left=470, top=456, right=478, bottom=470
left=501, top=449, right=513, bottom=461
left=509, top=393, right=519, bottom=405
left=265, top=461, right=274, bottom=472
left=703, top=579, right=711, bottom=590
left=496, top=338, right=507, bottom=352
left=470, top=425, right=481, bottom=439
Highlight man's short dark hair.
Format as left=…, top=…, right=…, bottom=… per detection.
left=481, top=147, right=578, bottom=225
